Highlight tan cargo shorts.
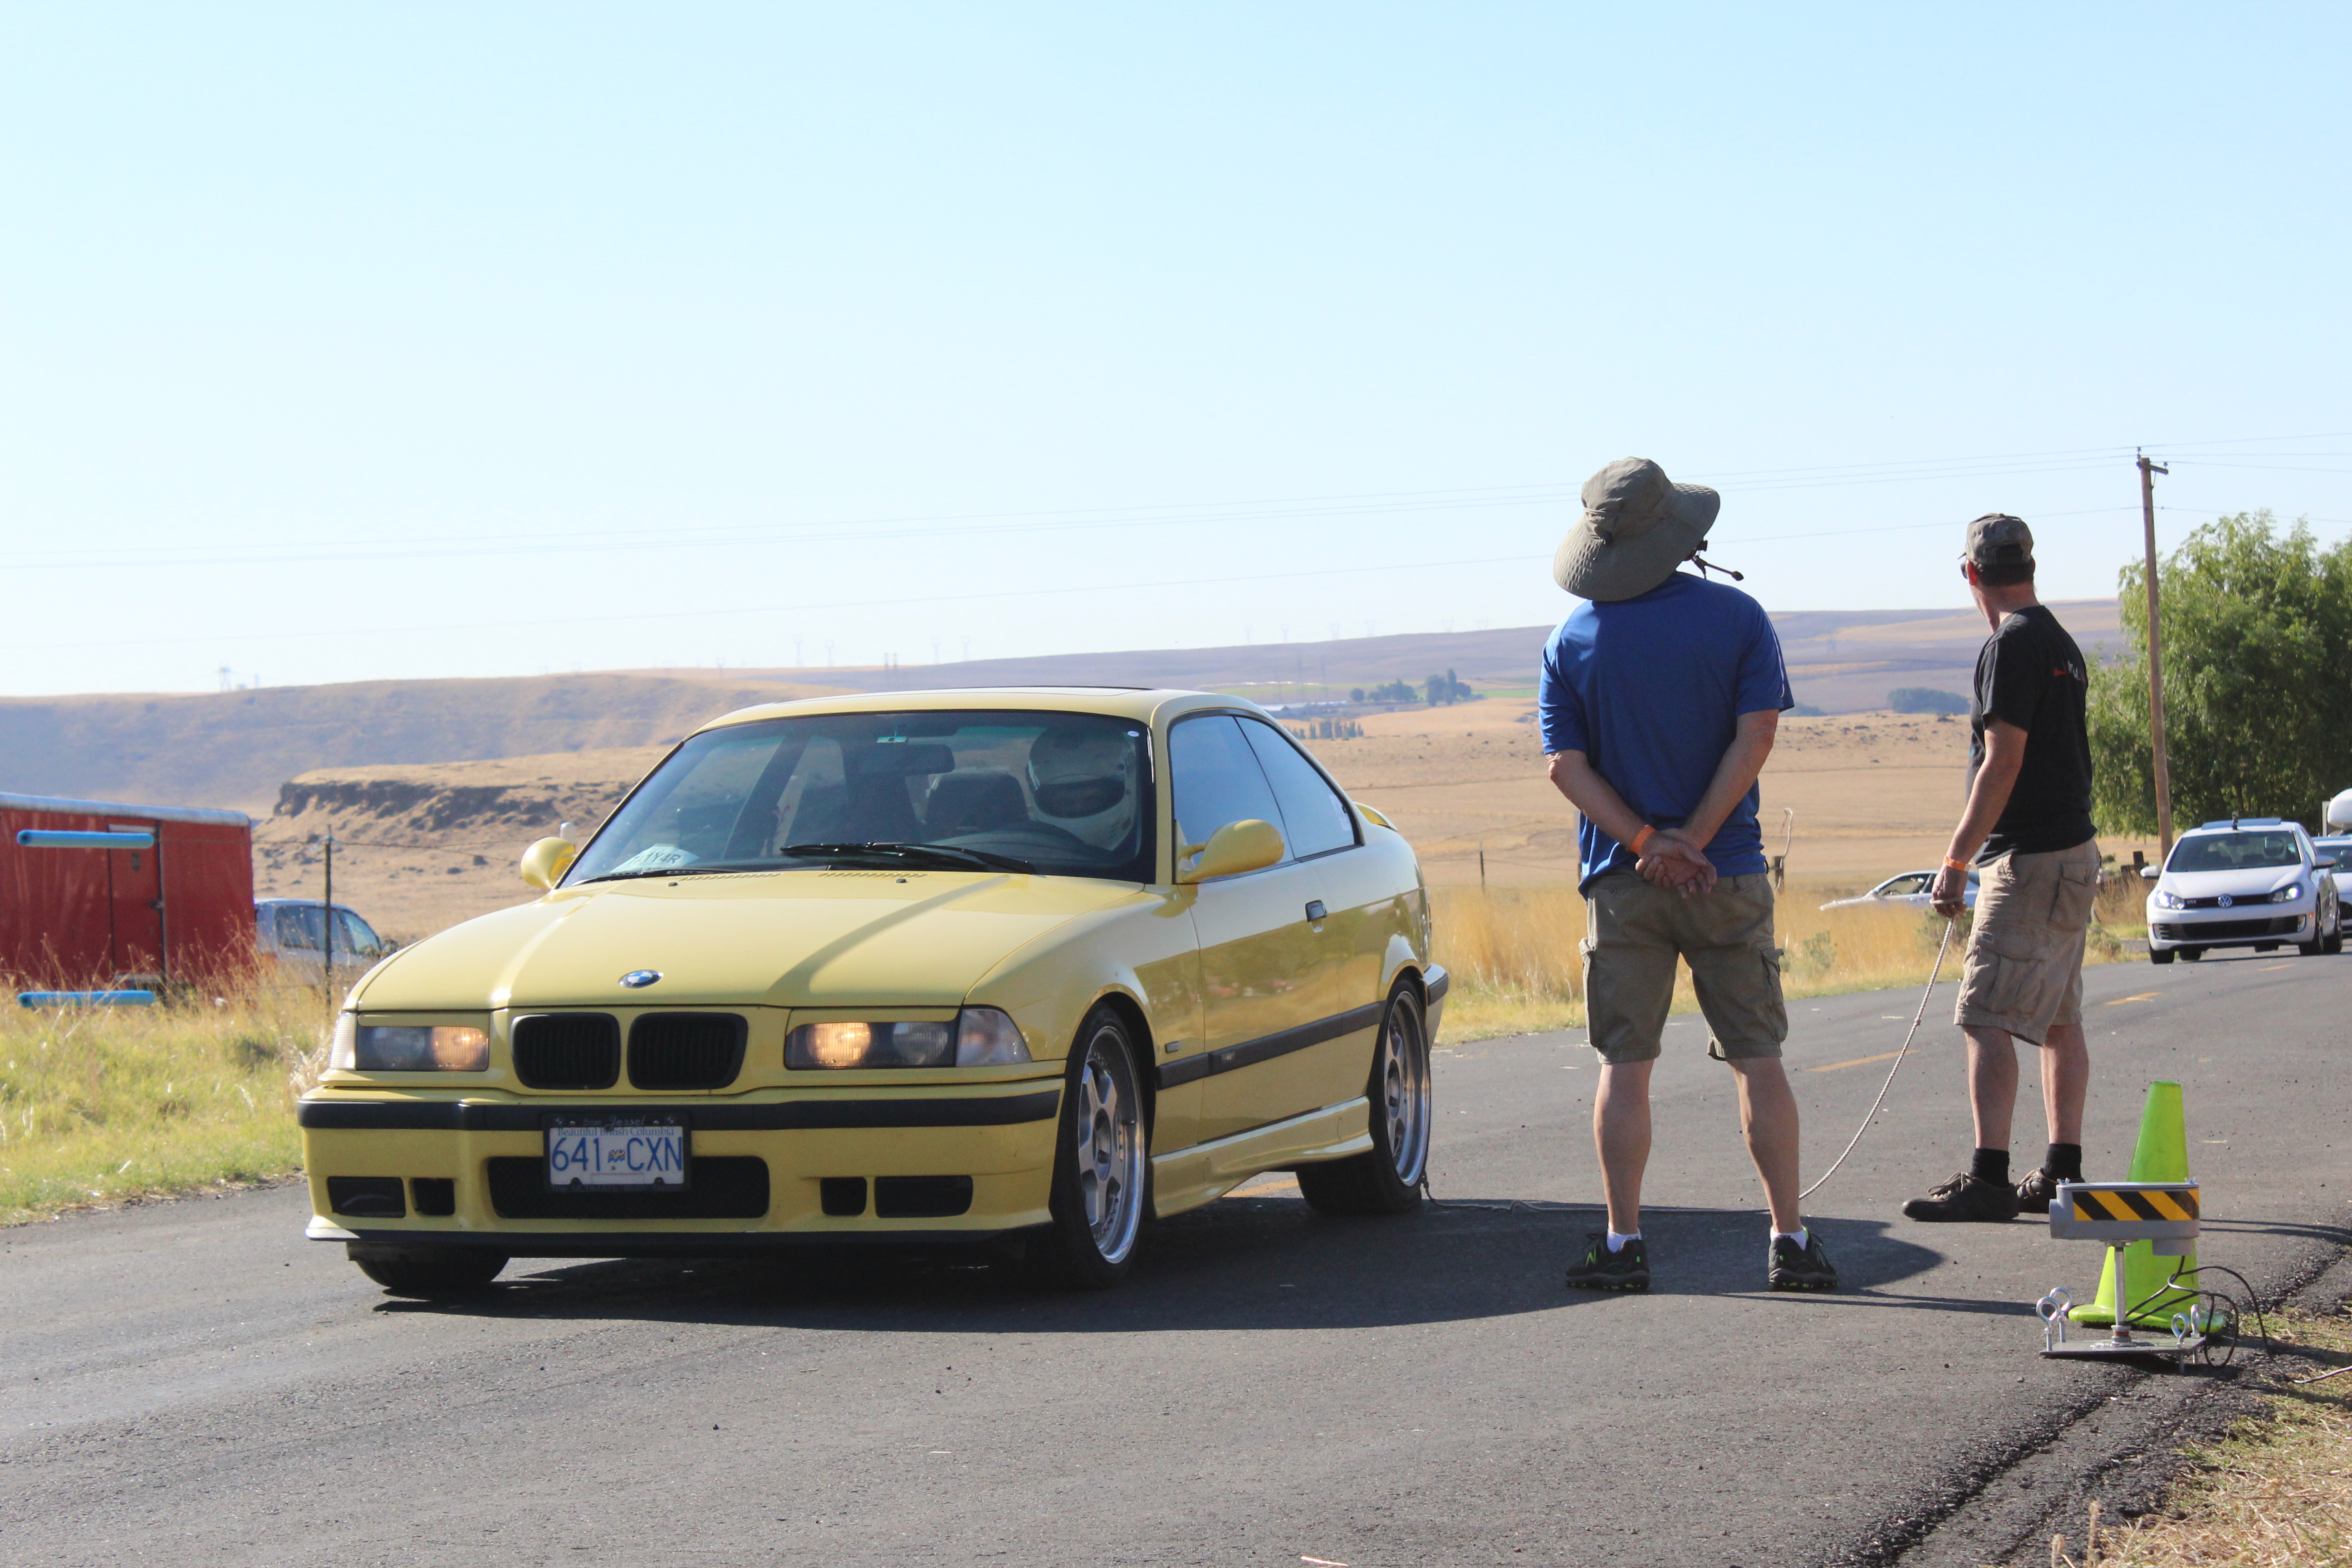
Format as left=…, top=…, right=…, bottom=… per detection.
left=1954, top=838, right=2101, bottom=1045
left=1581, top=872, right=1786, bottom=1065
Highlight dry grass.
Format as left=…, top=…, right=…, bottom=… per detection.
left=2074, top=1305, right=2352, bottom=1566
left=0, top=983, right=328, bottom=1225
left=1431, top=875, right=2139, bottom=1044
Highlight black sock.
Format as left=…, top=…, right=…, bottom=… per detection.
left=2043, top=1142, right=2084, bottom=1183
left=1970, top=1147, right=2010, bottom=1186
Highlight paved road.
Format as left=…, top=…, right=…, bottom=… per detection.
left=3, top=951, right=2346, bottom=1568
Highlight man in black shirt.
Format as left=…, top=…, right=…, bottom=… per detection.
left=1904, top=514, right=2102, bottom=1223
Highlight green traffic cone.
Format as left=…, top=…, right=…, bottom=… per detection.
left=2072, top=1080, right=2201, bottom=1328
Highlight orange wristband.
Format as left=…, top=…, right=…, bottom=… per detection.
left=1942, top=856, right=1969, bottom=873
left=1632, top=825, right=1657, bottom=855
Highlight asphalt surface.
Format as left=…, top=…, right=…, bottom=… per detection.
left=3, top=949, right=2346, bottom=1568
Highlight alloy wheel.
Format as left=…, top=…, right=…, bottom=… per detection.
left=1073, top=1025, right=1144, bottom=1264
left=1378, top=995, right=1432, bottom=1186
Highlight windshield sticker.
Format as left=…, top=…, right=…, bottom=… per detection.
left=608, top=844, right=701, bottom=874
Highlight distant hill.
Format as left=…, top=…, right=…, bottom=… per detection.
left=0, top=672, right=842, bottom=814
left=5, top=598, right=2122, bottom=812
left=629, top=598, right=2123, bottom=714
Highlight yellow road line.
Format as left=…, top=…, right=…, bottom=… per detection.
left=1806, top=1050, right=1902, bottom=1073
left=2259, top=962, right=2295, bottom=970
left=2104, top=992, right=2161, bottom=1005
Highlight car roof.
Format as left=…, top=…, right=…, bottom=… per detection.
left=698, top=687, right=1252, bottom=732
left=2191, top=818, right=2295, bottom=832
left=255, top=898, right=370, bottom=916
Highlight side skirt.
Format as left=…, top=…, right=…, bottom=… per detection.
left=1148, top=1097, right=1373, bottom=1219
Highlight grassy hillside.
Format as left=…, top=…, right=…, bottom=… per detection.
left=0, top=671, right=839, bottom=813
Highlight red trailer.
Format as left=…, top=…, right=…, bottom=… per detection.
left=0, top=793, right=255, bottom=988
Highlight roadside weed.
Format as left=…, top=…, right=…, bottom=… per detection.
left=0, top=985, right=326, bottom=1224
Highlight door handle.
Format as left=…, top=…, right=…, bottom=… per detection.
left=1304, top=900, right=1327, bottom=923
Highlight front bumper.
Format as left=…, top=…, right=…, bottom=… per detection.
left=299, top=1081, right=1063, bottom=1255
left=2146, top=908, right=2313, bottom=950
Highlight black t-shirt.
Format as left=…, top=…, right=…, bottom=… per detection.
left=1969, top=604, right=2096, bottom=861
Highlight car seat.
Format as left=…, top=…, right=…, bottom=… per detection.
left=923, top=769, right=1030, bottom=838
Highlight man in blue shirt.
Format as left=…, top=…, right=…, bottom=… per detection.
left=1539, top=456, right=1834, bottom=1294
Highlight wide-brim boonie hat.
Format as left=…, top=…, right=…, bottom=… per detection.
left=1553, top=457, right=1721, bottom=602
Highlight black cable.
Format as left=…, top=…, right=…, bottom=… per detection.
left=2117, top=1263, right=2274, bottom=1367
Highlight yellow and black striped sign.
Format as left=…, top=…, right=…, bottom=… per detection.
left=2070, top=1187, right=2199, bottom=1223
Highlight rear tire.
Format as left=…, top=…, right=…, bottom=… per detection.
left=2149, top=947, right=2175, bottom=965
left=2181, top=948, right=2204, bottom=961
left=1296, top=981, right=1432, bottom=1217
left=1027, top=1005, right=1147, bottom=1289
left=348, top=1243, right=507, bottom=1298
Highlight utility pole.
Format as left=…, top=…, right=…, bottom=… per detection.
left=321, top=828, right=336, bottom=998
left=2139, top=451, right=2174, bottom=858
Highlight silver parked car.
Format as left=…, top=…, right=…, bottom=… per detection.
left=2314, top=835, right=2352, bottom=912
left=255, top=898, right=393, bottom=982
left=1821, top=868, right=1980, bottom=911
left=2142, top=818, right=2342, bottom=962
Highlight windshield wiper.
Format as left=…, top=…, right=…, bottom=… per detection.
left=575, top=864, right=742, bottom=885
left=776, top=842, right=1035, bottom=874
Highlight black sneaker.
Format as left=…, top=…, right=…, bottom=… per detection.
left=1768, top=1233, right=1838, bottom=1292
left=1564, top=1233, right=1649, bottom=1292
left=1902, top=1172, right=2022, bottom=1223
left=2015, top=1167, right=2066, bottom=1210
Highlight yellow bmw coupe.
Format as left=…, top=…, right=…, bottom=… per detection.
left=301, top=688, right=1445, bottom=1293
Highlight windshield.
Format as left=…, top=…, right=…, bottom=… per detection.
left=566, top=709, right=1155, bottom=884
left=2166, top=831, right=2302, bottom=873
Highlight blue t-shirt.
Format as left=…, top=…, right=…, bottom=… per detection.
left=1538, top=572, right=1793, bottom=892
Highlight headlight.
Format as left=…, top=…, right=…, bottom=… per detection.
left=2153, top=889, right=2183, bottom=909
left=787, top=1007, right=1032, bottom=1069
left=331, top=1014, right=490, bottom=1072
left=2269, top=882, right=2304, bottom=903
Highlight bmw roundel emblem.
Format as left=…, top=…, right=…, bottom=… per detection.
left=2216, top=895, right=2233, bottom=909
left=620, top=970, right=662, bottom=989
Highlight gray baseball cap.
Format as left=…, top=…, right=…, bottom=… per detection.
left=1962, top=513, right=2034, bottom=571
left=1552, top=457, right=1721, bottom=602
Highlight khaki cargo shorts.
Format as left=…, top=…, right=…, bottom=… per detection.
left=1954, top=838, right=2101, bottom=1045
left=1582, top=872, right=1786, bottom=1065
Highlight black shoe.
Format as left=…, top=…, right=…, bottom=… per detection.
left=2015, top=1167, right=2066, bottom=1210
left=1768, top=1233, right=1838, bottom=1292
left=1902, top=1172, right=2022, bottom=1223
left=1564, top=1233, right=1649, bottom=1292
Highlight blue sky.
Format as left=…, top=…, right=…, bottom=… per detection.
left=4, top=4, right=2346, bottom=694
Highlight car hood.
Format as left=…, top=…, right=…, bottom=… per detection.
left=2157, top=867, right=2306, bottom=898
left=353, top=870, right=1151, bottom=1011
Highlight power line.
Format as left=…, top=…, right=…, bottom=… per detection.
left=6, top=430, right=2343, bottom=573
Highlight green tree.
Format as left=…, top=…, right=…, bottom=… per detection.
left=2088, top=511, right=2352, bottom=834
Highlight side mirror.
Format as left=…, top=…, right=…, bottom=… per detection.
left=2139, top=866, right=2161, bottom=881
left=519, top=837, right=579, bottom=891
left=1176, top=819, right=1285, bottom=884
left=2318, top=857, right=2337, bottom=870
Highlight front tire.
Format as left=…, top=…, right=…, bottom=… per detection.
left=348, top=1243, right=507, bottom=1298
left=1297, top=980, right=1432, bottom=1217
left=2149, top=947, right=2175, bottom=965
left=1028, top=1005, right=1148, bottom=1289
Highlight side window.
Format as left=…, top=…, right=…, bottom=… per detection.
left=1168, top=715, right=1289, bottom=861
left=276, top=906, right=323, bottom=951
left=337, top=911, right=384, bottom=958
left=1239, top=719, right=1358, bottom=859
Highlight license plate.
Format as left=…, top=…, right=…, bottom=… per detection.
left=544, top=1115, right=689, bottom=1189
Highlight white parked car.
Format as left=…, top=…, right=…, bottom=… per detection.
left=255, top=898, right=393, bottom=982
left=2141, top=818, right=2342, bottom=963
left=2315, top=836, right=2352, bottom=911
left=1821, top=868, right=1980, bottom=911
